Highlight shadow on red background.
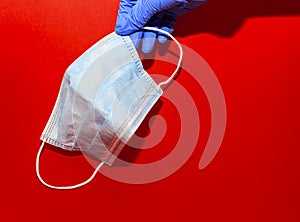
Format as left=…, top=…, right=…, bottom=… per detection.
left=175, top=0, right=300, bottom=37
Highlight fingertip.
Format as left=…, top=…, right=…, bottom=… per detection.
left=115, top=25, right=124, bottom=35
left=115, top=15, right=130, bottom=35
left=158, top=35, right=168, bottom=43
left=142, top=31, right=156, bottom=53
left=130, top=32, right=142, bottom=48
left=157, top=27, right=174, bottom=43
left=142, top=39, right=155, bottom=53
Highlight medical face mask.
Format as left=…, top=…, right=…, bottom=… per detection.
left=36, top=27, right=183, bottom=189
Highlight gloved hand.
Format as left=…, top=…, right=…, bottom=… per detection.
left=115, top=0, right=207, bottom=53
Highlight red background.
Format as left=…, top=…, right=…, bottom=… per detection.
left=1, top=0, right=300, bottom=221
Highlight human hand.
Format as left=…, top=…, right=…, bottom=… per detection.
left=115, top=0, right=207, bottom=53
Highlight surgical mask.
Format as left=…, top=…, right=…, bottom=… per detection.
left=36, top=27, right=183, bottom=189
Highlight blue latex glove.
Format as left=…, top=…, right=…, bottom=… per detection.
left=115, top=0, right=207, bottom=53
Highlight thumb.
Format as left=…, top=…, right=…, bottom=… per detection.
left=116, top=0, right=179, bottom=35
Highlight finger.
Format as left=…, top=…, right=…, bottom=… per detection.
left=157, top=26, right=174, bottom=43
left=129, top=31, right=143, bottom=48
left=115, top=0, right=138, bottom=35
left=142, top=30, right=157, bottom=53
left=141, top=13, right=162, bottom=53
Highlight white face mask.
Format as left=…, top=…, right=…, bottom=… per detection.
left=36, top=27, right=183, bottom=189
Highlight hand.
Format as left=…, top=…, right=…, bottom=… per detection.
left=115, top=0, right=207, bottom=53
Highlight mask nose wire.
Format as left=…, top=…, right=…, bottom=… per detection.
left=142, top=27, right=183, bottom=87
left=36, top=141, right=104, bottom=190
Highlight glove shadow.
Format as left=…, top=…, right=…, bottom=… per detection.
left=174, top=0, right=300, bottom=38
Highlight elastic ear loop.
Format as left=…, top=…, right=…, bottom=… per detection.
left=36, top=141, right=104, bottom=190
left=143, top=26, right=183, bottom=87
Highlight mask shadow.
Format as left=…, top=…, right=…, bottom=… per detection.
left=41, top=142, right=82, bottom=156
left=112, top=99, right=164, bottom=167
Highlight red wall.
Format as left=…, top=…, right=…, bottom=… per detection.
left=1, top=1, right=300, bottom=221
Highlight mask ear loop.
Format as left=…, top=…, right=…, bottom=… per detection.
left=143, top=27, right=183, bottom=87
left=36, top=141, right=104, bottom=190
